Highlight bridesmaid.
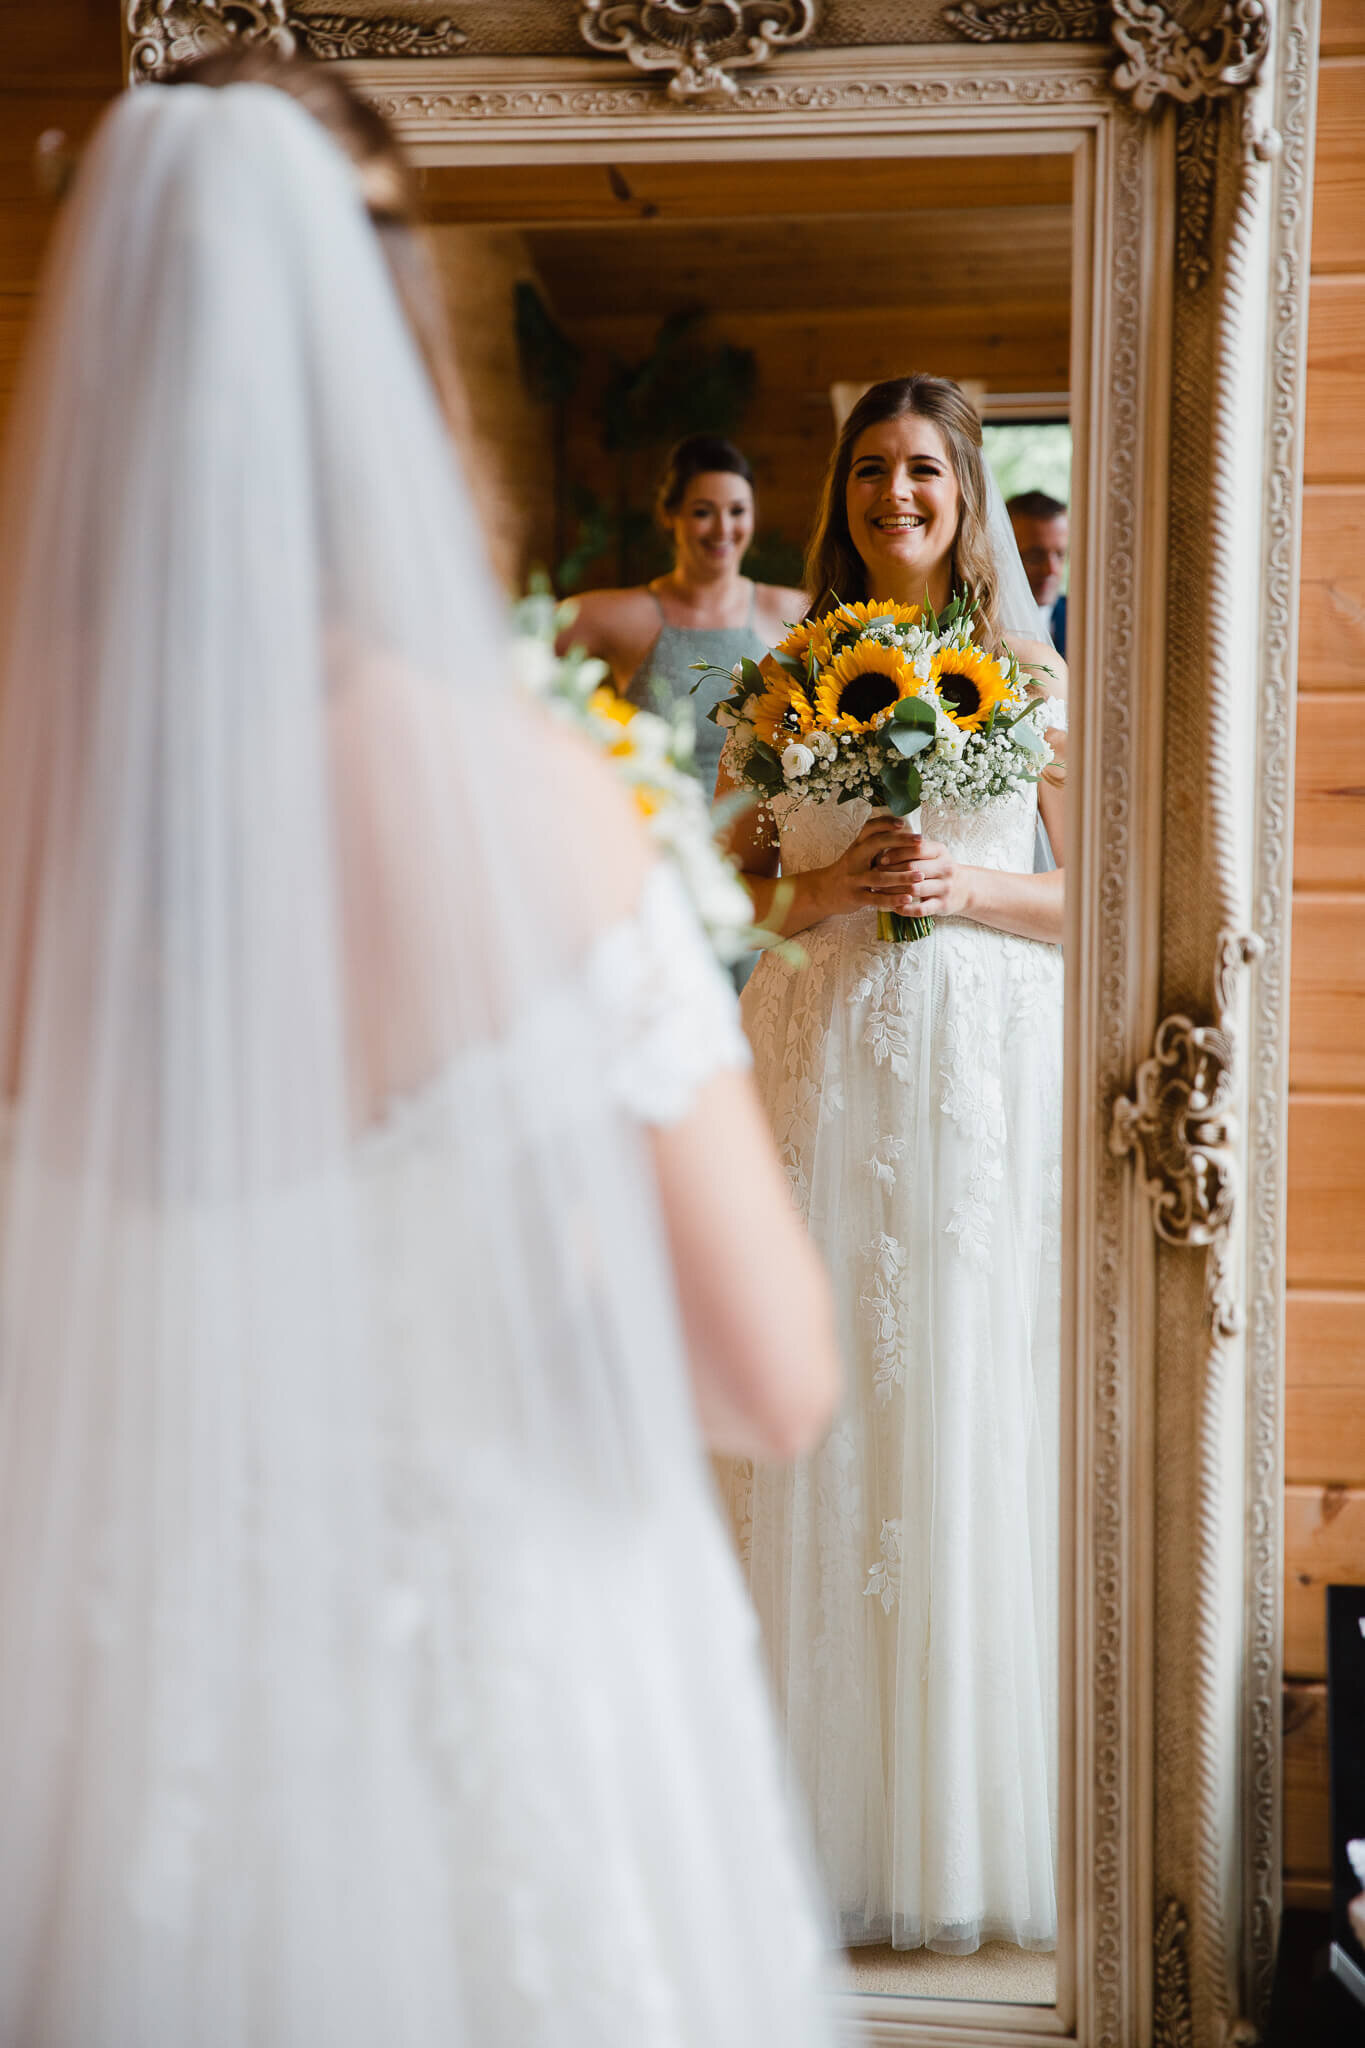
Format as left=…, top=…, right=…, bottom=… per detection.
left=561, top=435, right=806, bottom=796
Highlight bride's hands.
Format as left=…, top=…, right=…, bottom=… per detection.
left=898, top=836, right=969, bottom=919
left=812, top=816, right=925, bottom=920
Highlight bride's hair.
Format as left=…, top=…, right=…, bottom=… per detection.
left=164, top=48, right=465, bottom=434
left=804, top=374, right=1002, bottom=649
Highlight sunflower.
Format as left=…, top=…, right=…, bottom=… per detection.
left=929, top=645, right=1012, bottom=733
left=750, top=670, right=816, bottom=748
left=589, top=683, right=640, bottom=756
left=814, top=640, right=921, bottom=733
left=773, top=619, right=835, bottom=672
left=826, top=597, right=923, bottom=635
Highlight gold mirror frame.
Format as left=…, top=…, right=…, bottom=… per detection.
left=121, top=5, right=1318, bottom=2040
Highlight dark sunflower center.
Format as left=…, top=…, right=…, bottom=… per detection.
left=838, top=671, right=900, bottom=723
left=937, top=670, right=984, bottom=721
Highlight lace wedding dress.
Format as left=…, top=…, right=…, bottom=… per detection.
left=337, top=864, right=833, bottom=2044
left=724, top=764, right=1063, bottom=1956
left=0, top=869, right=832, bottom=2047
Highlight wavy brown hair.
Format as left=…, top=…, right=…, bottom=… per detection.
left=804, top=374, right=1002, bottom=650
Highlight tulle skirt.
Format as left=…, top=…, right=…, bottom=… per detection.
left=724, top=909, right=1063, bottom=1954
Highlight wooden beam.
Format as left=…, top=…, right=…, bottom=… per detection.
left=419, top=151, right=1075, bottom=228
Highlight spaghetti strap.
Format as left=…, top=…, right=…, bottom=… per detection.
left=647, top=580, right=668, bottom=623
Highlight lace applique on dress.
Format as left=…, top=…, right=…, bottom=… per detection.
left=728, top=777, right=1064, bottom=1956
left=864, top=1518, right=903, bottom=1615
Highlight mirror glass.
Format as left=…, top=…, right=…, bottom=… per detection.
left=430, top=146, right=1075, bottom=2010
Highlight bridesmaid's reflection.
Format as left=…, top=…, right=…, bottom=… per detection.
left=559, top=435, right=806, bottom=798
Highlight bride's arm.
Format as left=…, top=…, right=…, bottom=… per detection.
left=650, top=1066, right=841, bottom=1459
left=911, top=860, right=1064, bottom=945
left=714, top=756, right=928, bottom=939
left=910, top=633, right=1068, bottom=944
left=559, top=740, right=841, bottom=1460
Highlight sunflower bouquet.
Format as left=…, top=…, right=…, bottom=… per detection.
left=695, top=592, right=1056, bottom=942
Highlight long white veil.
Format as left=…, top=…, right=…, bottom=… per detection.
left=0, top=83, right=827, bottom=2046
left=984, top=461, right=1049, bottom=647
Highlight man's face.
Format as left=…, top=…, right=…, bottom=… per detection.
left=1011, top=513, right=1069, bottom=608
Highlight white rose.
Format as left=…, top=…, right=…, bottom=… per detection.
left=623, top=708, right=672, bottom=770
left=781, top=741, right=816, bottom=781
left=509, top=635, right=557, bottom=694
left=934, top=705, right=968, bottom=758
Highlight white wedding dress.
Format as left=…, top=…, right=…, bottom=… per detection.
left=0, top=864, right=833, bottom=2048
left=724, top=766, right=1063, bottom=1956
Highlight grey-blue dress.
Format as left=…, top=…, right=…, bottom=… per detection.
left=625, top=581, right=774, bottom=799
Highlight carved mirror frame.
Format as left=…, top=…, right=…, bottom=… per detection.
left=123, top=5, right=1316, bottom=2041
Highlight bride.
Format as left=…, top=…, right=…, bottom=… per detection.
left=718, top=374, right=1066, bottom=1956
left=0, top=69, right=842, bottom=2045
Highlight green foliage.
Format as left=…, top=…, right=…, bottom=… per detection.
left=981, top=422, right=1073, bottom=507
left=599, top=307, right=757, bottom=455
left=514, top=282, right=582, bottom=407
left=879, top=755, right=922, bottom=817
left=742, top=528, right=805, bottom=590
left=512, top=284, right=762, bottom=591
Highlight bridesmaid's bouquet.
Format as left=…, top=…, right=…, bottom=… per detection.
left=695, top=593, right=1057, bottom=942
left=513, top=583, right=766, bottom=966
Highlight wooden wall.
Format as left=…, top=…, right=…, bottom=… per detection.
left=427, top=224, right=558, bottom=581
left=420, top=154, right=1073, bottom=589
left=1282, top=0, right=1365, bottom=1911
left=0, top=0, right=122, bottom=445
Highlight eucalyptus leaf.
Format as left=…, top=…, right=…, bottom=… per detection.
left=892, top=695, right=936, bottom=729
left=880, top=757, right=922, bottom=813
left=999, top=699, right=1043, bottom=730
left=886, top=725, right=933, bottom=758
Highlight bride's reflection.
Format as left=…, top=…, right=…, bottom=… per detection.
left=716, top=374, right=1065, bottom=1967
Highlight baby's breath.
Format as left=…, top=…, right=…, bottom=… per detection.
left=705, top=594, right=1056, bottom=822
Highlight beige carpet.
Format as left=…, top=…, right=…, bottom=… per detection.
left=841, top=1941, right=1056, bottom=2004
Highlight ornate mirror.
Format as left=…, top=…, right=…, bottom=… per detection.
left=122, top=3, right=1315, bottom=2040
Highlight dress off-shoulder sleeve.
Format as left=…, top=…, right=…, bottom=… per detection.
left=589, top=862, right=751, bottom=1128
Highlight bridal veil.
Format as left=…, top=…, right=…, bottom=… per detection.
left=0, top=82, right=828, bottom=2045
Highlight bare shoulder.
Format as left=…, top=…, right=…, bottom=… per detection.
left=559, top=584, right=657, bottom=649
left=1007, top=633, right=1068, bottom=698
left=556, top=586, right=663, bottom=693
left=753, top=582, right=810, bottom=644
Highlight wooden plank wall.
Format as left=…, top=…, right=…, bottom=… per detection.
left=1283, top=0, right=1365, bottom=1911
left=0, top=2, right=122, bottom=446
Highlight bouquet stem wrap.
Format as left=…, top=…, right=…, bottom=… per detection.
left=877, top=909, right=935, bottom=943
left=877, top=805, right=933, bottom=944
